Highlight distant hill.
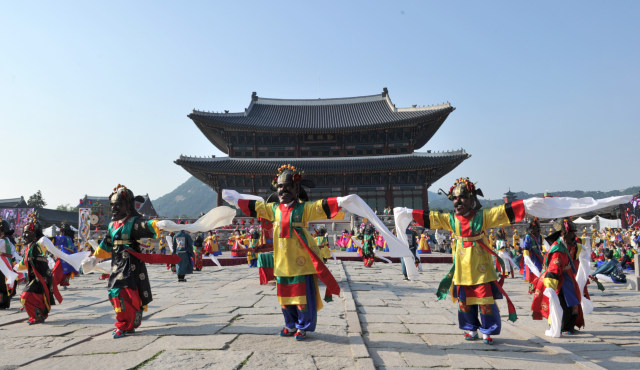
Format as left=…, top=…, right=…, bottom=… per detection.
left=152, top=176, right=217, bottom=218
left=153, top=176, right=639, bottom=217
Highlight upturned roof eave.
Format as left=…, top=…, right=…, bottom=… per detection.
left=174, top=151, right=470, bottom=176
left=190, top=106, right=453, bottom=135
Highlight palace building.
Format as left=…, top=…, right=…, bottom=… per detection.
left=176, top=88, right=469, bottom=211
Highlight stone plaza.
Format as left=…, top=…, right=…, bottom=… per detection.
left=1, top=256, right=639, bottom=369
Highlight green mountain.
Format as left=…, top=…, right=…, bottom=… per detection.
left=153, top=176, right=217, bottom=218
left=153, top=176, right=639, bottom=217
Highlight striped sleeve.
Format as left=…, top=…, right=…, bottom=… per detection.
left=484, top=200, right=526, bottom=229
left=305, top=198, right=342, bottom=222
left=411, top=209, right=430, bottom=228
left=237, top=200, right=275, bottom=221
left=321, top=197, right=340, bottom=218
left=504, top=200, right=525, bottom=224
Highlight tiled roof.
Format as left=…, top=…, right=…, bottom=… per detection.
left=189, top=90, right=453, bottom=133
left=136, top=194, right=158, bottom=218
left=36, top=208, right=78, bottom=228
left=0, top=197, right=28, bottom=208
left=175, top=151, right=470, bottom=175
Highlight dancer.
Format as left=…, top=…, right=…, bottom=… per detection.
left=193, top=232, right=204, bottom=271
left=336, top=229, right=349, bottom=251
left=531, top=219, right=583, bottom=336
left=394, top=178, right=527, bottom=345
left=522, top=218, right=545, bottom=293
left=361, top=224, right=376, bottom=267
left=17, top=213, right=61, bottom=324
left=229, top=230, right=247, bottom=257
left=223, top=165, right=342, bottom=341
left=417, top=230, right=432, bottom=254
left=400, top=227, right=419, bottom=281
left=88, top=185, right=183, bottom=338
left=0, top=219, right=20, bottom=309
left=247, top=228, right=260, bottom=267
left=314, top=226, right=333, bottom=264
left=496, top=236, right=517, bottom=279
left=204, top=230, right=221, bottom=256
left=395, top=190, right=628, bottom=341
left=55, top=223, right=78, bottom=289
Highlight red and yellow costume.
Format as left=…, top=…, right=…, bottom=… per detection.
left=236, top=197, right=341, bottom=333
left=204, top=233, right=221, bottom=256
left=409, top=199, right=525, bottom=336
left=417, top=232, right=432, bottom=254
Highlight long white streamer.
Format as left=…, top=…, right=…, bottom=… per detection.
left=165, top=235, right=174, bottom=254
left=88, top=239, right=100, bottom=251
left=523, top=195, right=632, bottom=219
left=0, top=257, right=18, bottom=288
left=523, top=255, right=541, bottom=278
left=156, top=206, right=236, bottom=233
left=498, top=250, right=518, bottom=273
left=575, top=237, right=594, bottom=314
left=372, top=248, right=392, bottom=264
left=544, top=287, right=562, bottom=338
left=81, top=257, right=112, bottom=274
left=207, top=253, right=222, bottom=268
left=392, top=207, right=423, bottom=280
left=39, top=236, right=90, bottom=272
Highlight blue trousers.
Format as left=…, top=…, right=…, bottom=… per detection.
left=458, top=303, right=501, bottom=335
left=281, top=275, right=317, bottom=332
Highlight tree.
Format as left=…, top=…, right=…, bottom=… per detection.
left=56, top=203, right=78, bottom=212
left=27, top=190, right=46, bottom=208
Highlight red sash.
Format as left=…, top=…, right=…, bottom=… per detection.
left=127, top=249, right=181, bottom=265
left=292, top=228, right=340, bottom=302
left=475, top=240, right=518, bottom=322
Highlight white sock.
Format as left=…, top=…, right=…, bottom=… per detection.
left=482, top=333, right=489, bottom=339
left=469, top=330, right=477, bottom=336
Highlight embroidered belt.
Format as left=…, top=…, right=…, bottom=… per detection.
left=452, top=232, right=486, bottom=242
left=274, top=222, right=306, bottom=228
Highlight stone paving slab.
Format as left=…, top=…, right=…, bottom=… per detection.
left=144, top=348, right=252, bottom=369
left=362, top=322, right=408, bottom=334
left=404, top=323, right=459, bottom=334
left=56, top=333, right=158, bottom=355
left=149, top=334, right=238, bottom=350
left=229, top=333, right=351, bottom=357
left=446, top=348, right=494, bottom=368
left=0, top=335, right=88, bottom=368
left=402, top=348, right=450, bottom=367
left=21, top=347, right=162, bottom=370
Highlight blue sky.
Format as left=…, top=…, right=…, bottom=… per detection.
left=1, top=1, right=638, bottom=208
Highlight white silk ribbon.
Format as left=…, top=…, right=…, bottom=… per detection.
left=39, top=236, right=90, bottom=272
left=524, top=255, right=541, bottom=278
left=157, top=206, right=236, bottom=233
left=0, top=257, right=18, bottom=288
left=523, top=195, right=632, bottom=219
left=544, top=287, right=562, bottom=338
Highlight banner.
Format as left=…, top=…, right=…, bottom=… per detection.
left=0, top=208, right=35, bottom=236
left=78, top=208, right=91, bottom=250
